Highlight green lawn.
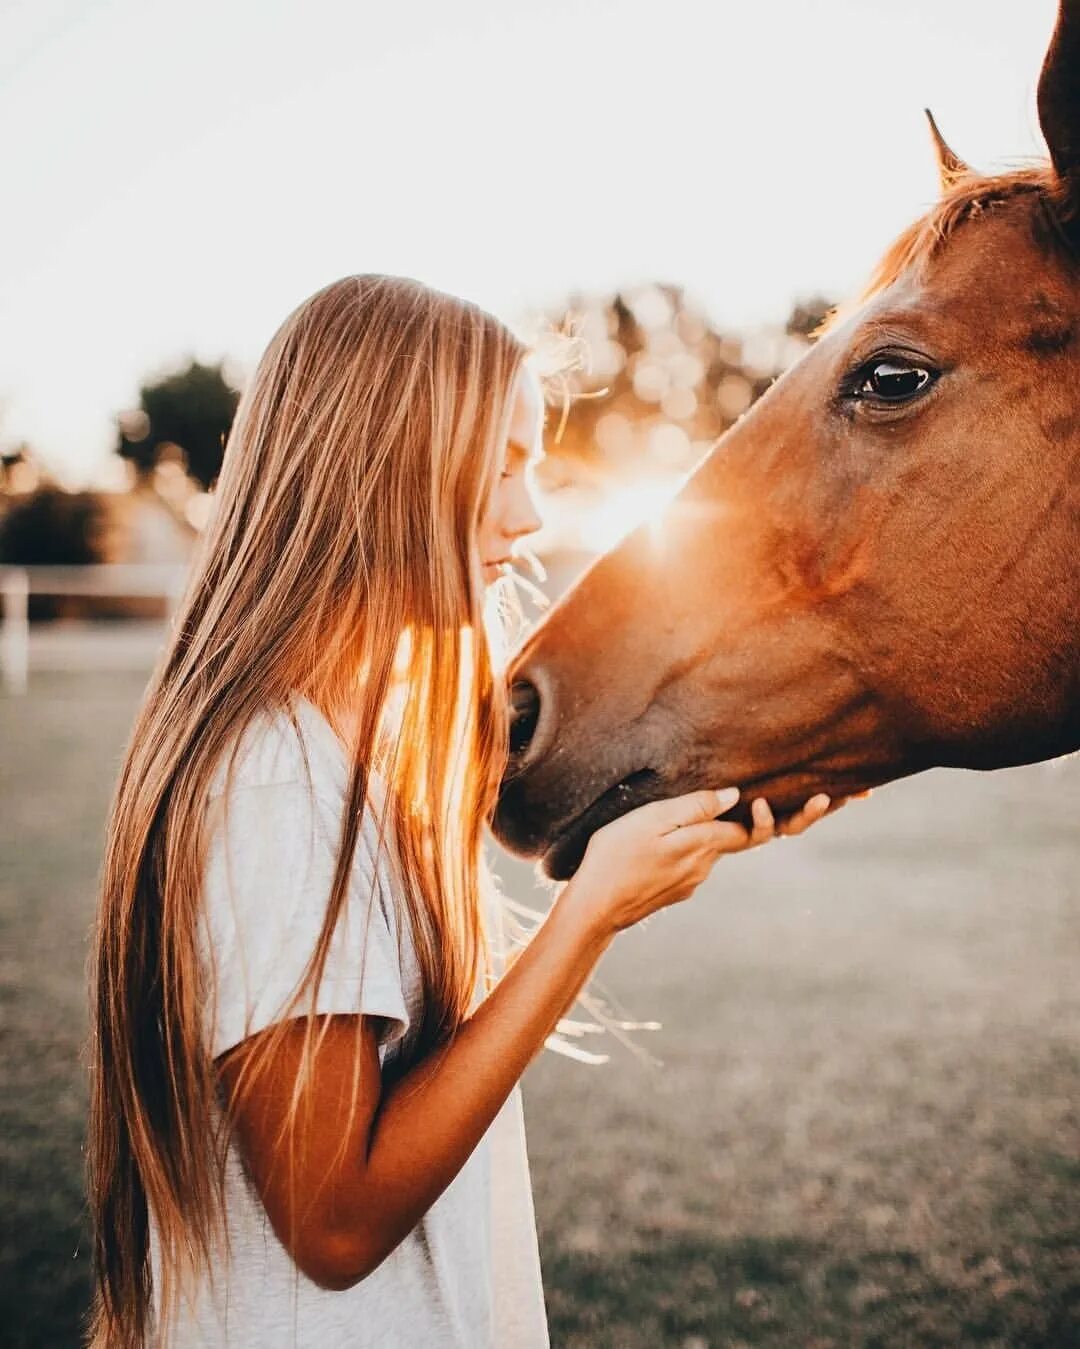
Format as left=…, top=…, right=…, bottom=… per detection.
left=2, top=671, right=1078, bottom=1346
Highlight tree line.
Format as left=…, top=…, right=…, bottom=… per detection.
left=0, top=288, right=832, bottom=571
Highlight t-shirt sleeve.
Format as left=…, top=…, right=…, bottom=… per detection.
left=199, top=778, right=411, bottom=1061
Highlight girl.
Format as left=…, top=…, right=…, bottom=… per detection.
left=87, top=275, right=834, bottom=1348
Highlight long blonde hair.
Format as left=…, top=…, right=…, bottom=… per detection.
left=87, top=275, right=528, bottom=1347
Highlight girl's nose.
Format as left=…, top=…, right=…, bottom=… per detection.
left=506, top=481, right=542, bottom=542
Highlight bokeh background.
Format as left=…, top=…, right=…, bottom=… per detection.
left=2, top=1, right=1078, bottom=1345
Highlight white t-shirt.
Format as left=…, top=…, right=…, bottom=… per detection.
left=151, top=696, right=549, bottom=1348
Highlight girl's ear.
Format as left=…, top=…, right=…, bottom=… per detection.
left=1038, top=0, right=1080, bottom=236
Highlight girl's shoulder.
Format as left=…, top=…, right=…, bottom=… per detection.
left=208, top=696, right=349, bottom=805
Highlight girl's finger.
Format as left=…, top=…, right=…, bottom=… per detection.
left=748, top=796, right=775, bottom=846
left=714, top=819, right=753, bottom=854
left=779, top=793, right=831, bottom=837
left=666, top=819, right=748, bottom=856
left=656, top=786, right=740, bottom=834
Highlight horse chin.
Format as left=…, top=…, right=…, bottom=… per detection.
left=538, top=767, right=664, bottom=880
left=536, top=762, right=873, bottom=881
left=540, top=831, right=591, bottom=882
left=532, top=766, right=821, bottom=880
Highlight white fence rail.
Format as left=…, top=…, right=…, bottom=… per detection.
left=0, top=564, right=189, bottom=693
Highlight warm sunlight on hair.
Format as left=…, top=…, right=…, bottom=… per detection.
left=86, top=275, right=528, bottom=1349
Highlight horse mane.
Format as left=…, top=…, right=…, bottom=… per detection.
left=819, top=164, right=1064, bottom=335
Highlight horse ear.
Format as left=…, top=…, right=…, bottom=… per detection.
left=1038, top=0, right=1080, bottom=228
left=924, top=109, right=971, bottom=192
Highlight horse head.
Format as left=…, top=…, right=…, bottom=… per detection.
left=494, top=1, right=1080, bottom=879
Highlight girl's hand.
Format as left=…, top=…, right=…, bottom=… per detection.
left=565, top=787, right=834, bottom=937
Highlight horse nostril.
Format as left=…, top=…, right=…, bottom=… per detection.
left=509, top=680, right=541, bottom=758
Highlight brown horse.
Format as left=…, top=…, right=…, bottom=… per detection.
left=494, top=1, right=1080, bottom=879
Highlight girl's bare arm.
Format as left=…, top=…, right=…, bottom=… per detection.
left=220, top=880, right=613, bottom=1289
left=219, top=789, right=831, bottom=1289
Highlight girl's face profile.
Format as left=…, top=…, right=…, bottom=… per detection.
left=478, top=367, right=544, bottom=586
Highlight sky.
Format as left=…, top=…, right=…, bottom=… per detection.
left=0, top=0, right=1061, bottom=483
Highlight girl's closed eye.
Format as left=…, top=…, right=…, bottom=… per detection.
left=478, top=385, right=544, bottom=586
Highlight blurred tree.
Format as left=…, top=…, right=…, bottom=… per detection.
left=116, top=360, right=240, bottom=490
left=785, top=293, right=836, bottom=341
left=0, top=486, right=113, bottom=617
left=0, top=444, right=44, bottom=495
left=0, top=487, right=106, bottom=565
left=536, top=286, right=832, bottom=492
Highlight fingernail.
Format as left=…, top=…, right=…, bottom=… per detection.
left=714, top=787, right=740, bottom=811
left=811, top=794, right=831, bottom=810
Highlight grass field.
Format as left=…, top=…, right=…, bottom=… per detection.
left=2, top=670, right=1078, bottom=1346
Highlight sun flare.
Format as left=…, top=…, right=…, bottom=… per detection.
left=586, top=476, right=682, bottom=553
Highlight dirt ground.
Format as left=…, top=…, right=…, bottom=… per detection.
left=2, top=670, right=1077, bottom=1346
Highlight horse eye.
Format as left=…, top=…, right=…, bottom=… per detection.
left=855, top=359, right=935, bottom=403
